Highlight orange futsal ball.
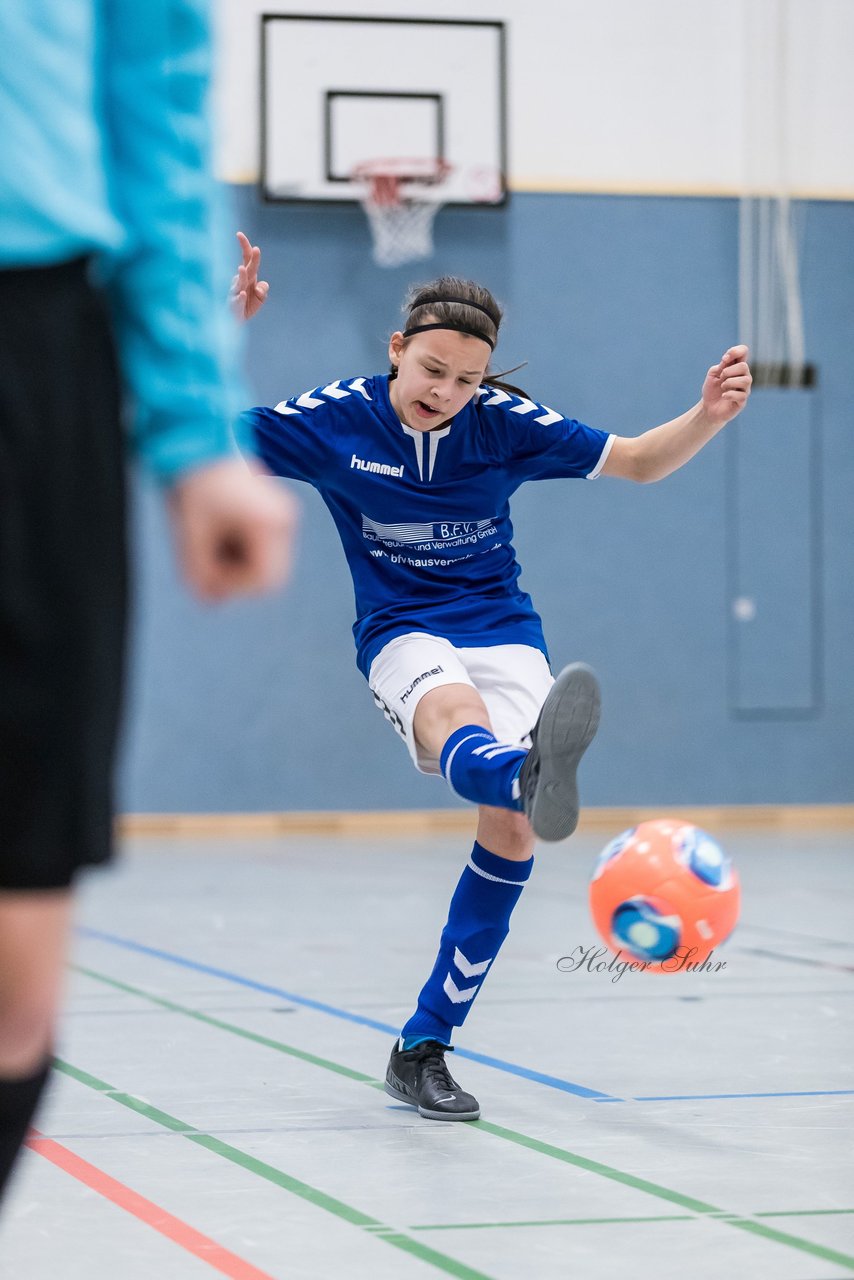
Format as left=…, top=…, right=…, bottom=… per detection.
left=588, top=819, right=740, bottom=973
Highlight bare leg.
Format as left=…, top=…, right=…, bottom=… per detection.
left=476, top=804, right=535, bottom=862
left=0, top=889, right=72, bottom=1074
left=412, top=682, right=491, bottom=758
left=0, top=889, right=73, bottom=1200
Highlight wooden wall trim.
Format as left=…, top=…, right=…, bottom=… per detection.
left=118, top=806, right=854, bottom=838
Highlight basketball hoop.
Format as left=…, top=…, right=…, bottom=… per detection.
left=352, top=158, right=452, bottom=269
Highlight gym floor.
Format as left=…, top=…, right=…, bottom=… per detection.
left=1, top=825, right=852, bottom=1279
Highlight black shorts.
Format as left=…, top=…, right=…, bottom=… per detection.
left=0, top=257, right=128, bottom=890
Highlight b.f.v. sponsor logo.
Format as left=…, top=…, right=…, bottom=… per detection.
left=361, top=514, right=497, bottom=550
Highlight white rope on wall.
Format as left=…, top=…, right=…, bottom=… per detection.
left=739, top=0, right=808, bottom=386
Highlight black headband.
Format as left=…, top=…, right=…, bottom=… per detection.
left=403, top=320, right=495, bottom=349
left=409, top=295, right=497, bottom=322
left=404, top=295, right=498, bottom=349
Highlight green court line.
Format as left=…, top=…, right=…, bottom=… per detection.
left=476, top=1119, right=854, bottom=1271
left=68, top=965, right=854, bottom=1273
left=70, top=966, right=377, bottom=1082
left=53, top=1057, right=496, bottom=1280
left=409, top=1209, right=854, bottom=1232
left=475, top=1118, right=722, bottom=1215
left=411, top=1214, right=696, bottom=1230
left=757, top=1209, right=854, bottom=1219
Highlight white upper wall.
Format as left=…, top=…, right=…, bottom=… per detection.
left=215, top=0, right=854, bottom=196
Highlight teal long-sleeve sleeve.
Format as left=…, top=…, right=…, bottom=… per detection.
left=0, top=0, right=247, bottom=482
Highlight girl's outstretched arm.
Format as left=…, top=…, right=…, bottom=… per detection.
left=601, top=345, right=752, bottom=483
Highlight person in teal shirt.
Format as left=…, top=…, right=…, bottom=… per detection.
left=0, top=1, right=296, bottom=1204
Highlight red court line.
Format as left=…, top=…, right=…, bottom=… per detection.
left=24, top=1129, right=278, bottom=1280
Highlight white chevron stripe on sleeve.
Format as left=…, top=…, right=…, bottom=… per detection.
left=349, top=378, right=372, bottom=400
left=296, top=390, right=324, bottom=409
left=484, top=388, right=511, bottom=407
left=273, top=402, right=302, bottom=415
left=534, top=406, right=562, bottom=426
left=453, top=947, right=492, bottom=979
left=322, top=379, right=350, bottom=399
left=443, top=974, right=480, bottom=1004
left=510, top=397, right=538, bottom=415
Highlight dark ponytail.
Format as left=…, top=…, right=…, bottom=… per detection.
left=482, top=364, right=531, bottom=399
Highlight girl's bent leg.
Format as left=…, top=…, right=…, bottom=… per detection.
left=414, top=685, right=528, bottom=813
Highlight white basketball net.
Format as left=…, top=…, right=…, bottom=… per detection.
left=353, top=160, right=451, bottom=269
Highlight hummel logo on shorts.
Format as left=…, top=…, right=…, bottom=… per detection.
left=400, top=666, right=444, bottom=704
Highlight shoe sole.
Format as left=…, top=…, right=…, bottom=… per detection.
left=384, top=1080, right=481, bottom=1122
left=523, top=662, right=601, bottom=843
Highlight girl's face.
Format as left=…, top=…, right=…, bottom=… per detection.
left=387, top=325, right=491, bottom=432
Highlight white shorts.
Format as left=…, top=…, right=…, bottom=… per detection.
left=368, top=632, right=554, bottom=776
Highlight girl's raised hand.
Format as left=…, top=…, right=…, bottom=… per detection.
left=702, top=345, right=753, bottom=426
left=229, top=231, right=270, bottom=322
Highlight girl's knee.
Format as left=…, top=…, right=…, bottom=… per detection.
left=413, top=683, right=491, bottom=757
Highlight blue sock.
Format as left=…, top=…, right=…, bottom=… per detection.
left=401, top=841, right=534, bottom=1046
left=440, top=725, right=526, bottom=811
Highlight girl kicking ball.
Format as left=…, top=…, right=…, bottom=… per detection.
left=232, top=232, right=752, bottom=1121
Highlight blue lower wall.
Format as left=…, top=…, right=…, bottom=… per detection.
left=119, top=190, right=854, bottom=810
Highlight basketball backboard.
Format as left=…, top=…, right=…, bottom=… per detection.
left=260, top=15, right=507, bottom=206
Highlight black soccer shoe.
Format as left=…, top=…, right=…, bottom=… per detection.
left=384, top=1039, right=481, bottom=1121
left=517, top=661, right=601, bottom=843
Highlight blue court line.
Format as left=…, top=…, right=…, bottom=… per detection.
left=594, top=1090, right=854, bottom=1103
left=77, top=927, right=851, bottom=1105
left=75, top=926, right=612, bottom=1101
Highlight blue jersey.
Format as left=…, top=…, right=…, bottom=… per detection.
left=245, top=375, right=613, bottom=677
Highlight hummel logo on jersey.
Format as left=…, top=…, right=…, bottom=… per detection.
left=351, top=454, right=404, bottom=478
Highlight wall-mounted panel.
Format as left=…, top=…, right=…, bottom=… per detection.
left=727, top=388, right=821, bottom=716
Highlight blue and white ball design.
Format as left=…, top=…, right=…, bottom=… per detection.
left=677, top=827, right=734, bottom=889
left=611, top=897, right=682, bottom=961
left=591, top=827, right=635, bottom=881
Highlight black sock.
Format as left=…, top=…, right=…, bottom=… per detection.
left=0, top=1060, right=52, bottom=1202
